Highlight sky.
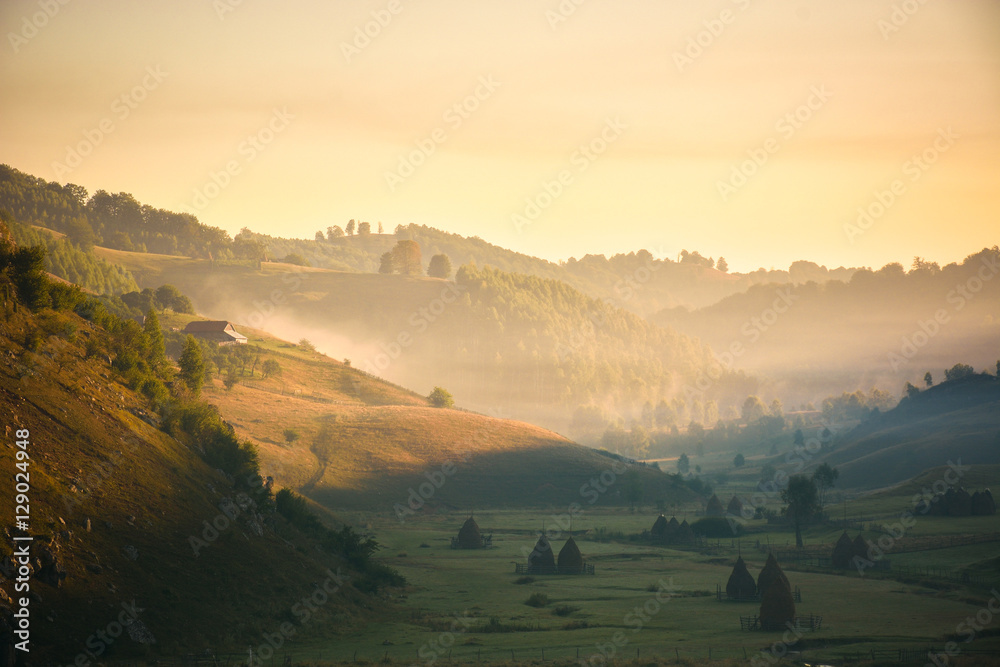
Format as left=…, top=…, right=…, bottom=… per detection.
left=1, top=0, right=998, bottom=273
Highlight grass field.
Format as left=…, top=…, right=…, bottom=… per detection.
left=256, top=506, right=1000, bottom=665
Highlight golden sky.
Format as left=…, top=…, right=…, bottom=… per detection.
left=2, top=0, right=998, bottom=272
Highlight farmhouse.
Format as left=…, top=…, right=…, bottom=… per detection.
left=182, top=321, right=248, bottom=346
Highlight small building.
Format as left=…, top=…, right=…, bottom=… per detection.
left=182, top=321, right=248, bottom=346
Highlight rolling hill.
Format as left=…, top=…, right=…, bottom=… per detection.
left=0, top=284, right=386, bottom=661
left=818, top=373, right=1000, bottom=489
left=181, top=319, right=706, bottom=513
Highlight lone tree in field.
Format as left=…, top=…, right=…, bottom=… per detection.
left=427, top=253, right=453, bottom=279
left=733, top=453, right=745, bottom=468
left=677, top=453, right=690, bottom=475
left=782, top=475, right=821, bottom=548
left=261, top=358, right=281, bottom=378
left=283, top=429, right=300, bottom=445
left=811, top=463, right=839, bottom=508
left=429, top=386, right=454, bottom=408
left=179, top=334, right=204, bottom=396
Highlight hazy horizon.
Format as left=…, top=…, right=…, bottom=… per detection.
left=2, top=0, right=998, bottom=274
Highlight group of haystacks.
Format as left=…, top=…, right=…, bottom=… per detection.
left=830, top=531, right=873, bottom=569
left=727, top=553, right=798, bottom=630
left=705, top=494, right=745, bottom=517
left=923, top=488, right=996, bottom=516
left=649, top=514, right=696, bottom=544
left=527, top=533, right=590, bottom=574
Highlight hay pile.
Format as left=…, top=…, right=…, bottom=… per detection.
left=456, top=516, right=482, bottom=549
left=557, top=536, right=584, bottom=572
left=756, top=553, right=789, bottom=598
left=528, top=534, right=555, bottom=569
left=759, top=576, right=796, bottom=631
left=727, top=495, right=744, bottom=517
left=852, top=534, right=869, bottom=562
left=678, top=519, right=695, bottom=543
left=726, top=556, right=757, bottom=599
left=831, top=531, right=854, bottom=569
left=705, top=494, right=725, bottom=517
left=650, top=514, right=668, bottom=539
left=973, top=490, right=997, bottom=515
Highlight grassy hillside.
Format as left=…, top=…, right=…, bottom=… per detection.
left=0, top=306, right=389, bottom=662
left=819, top=374, right=1000, bottom=489
left=187, top=322, right=704, bottom=512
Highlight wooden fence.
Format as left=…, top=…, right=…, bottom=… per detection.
left=739, top=614, right=823, bottom=632
left=716, top=583, right=801, bottom=602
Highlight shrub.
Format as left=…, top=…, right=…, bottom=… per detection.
left=514, top=576, right=534, bottom=585
left=525, top=593, right=549, bottom=608
left=691, top=516, right=741, bottom=537
left=552, top=605, right=578, bottom=617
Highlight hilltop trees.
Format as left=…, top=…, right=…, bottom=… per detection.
left=427, top=253, right=452, bottom=279
left=945, top=363, right=975, bottom=381
left=327, top=225, right=344, bottom=240
left=346, top=220, right=356, bottom=236
left=380, top=240, right=423, bottom=276
left=811, top=463, right=839, bottom=508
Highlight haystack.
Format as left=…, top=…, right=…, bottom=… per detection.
left=705, top=494, right=725, bottom=517
left=756, top=553, right=789, bottom=598
left=456, top=516, right=482, bottom=549
left=528, top=534, right=555, bottom=569
left=973, top=489, right=997, bottom=516
left=831, top=531, right=854, bottom=569
left=852, top=534, right=869, bottom=562
left=949, top=488, right=973, bottom=516
left=557, top=536, right=584, bottom=572
left=678, top=519, right=695, bottom=543
left=726, top=556, right=757, bottom=599
left=727, top=495, right=744, bottom=517
left=759, top=575, right=796, bottom=631
left=650, top=514, right=668, bottom=539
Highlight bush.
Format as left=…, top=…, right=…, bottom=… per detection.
left=552, top=605, right=577, bottom=617
left=525, top=593, right=549, bottom=608
left=428, top=386, right=454, bottom=408
left=514, top=576, right=535, bottom=585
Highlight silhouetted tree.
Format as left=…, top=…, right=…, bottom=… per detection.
left=327, top=225, right=344, bottom=240
left=357, top=221, right=371, bottom=236
left=811, top=463, right=839, bottom=508
left=924, top=371, right=933, bottom=387
left=427, top=253, right=452, bottom=279
left=782, top=475, right=820, bottom=548
left=179, top=335, right=204, bottom=396
left=677, top=453, right=690, bottom=475
left=346, top=220, right=356, bottom=236
left=716, top=257, right=729, bottom=273
left=945, top=363, right=975, bottom=382
left=733, top=453, right=745, bottom=468
left=429, top=386, right=454, bottom=408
